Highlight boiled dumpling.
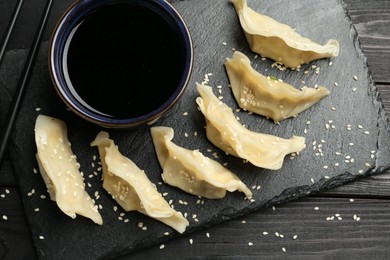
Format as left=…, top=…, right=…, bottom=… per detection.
left=91, top=131, right=189, bottom=234
left=196, top=84, right=305, bottom=170
left=231, top=0, right=340, bottom=68
left=151, top=126, right=252, bottom=199
left=34, top=115, right=103, bottom=225
left=225, top=51, right=330, bottom=122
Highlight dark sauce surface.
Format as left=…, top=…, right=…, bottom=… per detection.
left=64, top=3, right=185, bottom=118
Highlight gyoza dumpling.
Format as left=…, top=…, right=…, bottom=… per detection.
left=150, top=126, right=252, bottom=199
left=34, top=115, right=102, bottom=225
left=231, top=0, right=340, bottom=68
left=91, top=132, right=189, bottom=234
left=196, top=84, right=305, bottom=170
left=225, top=51, right=330, bottom=123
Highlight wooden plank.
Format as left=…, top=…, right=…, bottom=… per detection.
left=343, top=0, right=390, bottom=83
left=125, top=197, right=390, bottom=259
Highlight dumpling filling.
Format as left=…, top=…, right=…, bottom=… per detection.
left=232, top=0, right=339, bottom=68
left=91, top=131, right=189, bottom=233
left=151, top=126, right=252, bottom=199
left=225, top=51, right=330, bottom=123
left=196, top=84, right=305, bottom=170
left=34, top=114, right=103, bottom=225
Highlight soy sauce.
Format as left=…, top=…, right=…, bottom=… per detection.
left=64, top=3, right=186, bottom=118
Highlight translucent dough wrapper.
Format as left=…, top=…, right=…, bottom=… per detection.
left=151, top=126, right=252, bottom=199
left=91, top=132, right=189, bottom=234
left=34, top=114, right=103, bottom=225
left=225, top=51, right=330, bottom=122
left=196, top=84, right=305, bottom=170
left=232, top=0, right=340, bottom=68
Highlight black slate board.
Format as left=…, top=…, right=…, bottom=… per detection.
left=1, top=0, right=390, bottom=259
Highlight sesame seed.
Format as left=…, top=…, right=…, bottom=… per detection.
left=353, top=75, right=358, bottom=81
left=282, top=247, right=286, bottom=252
left=222, top=42, right=227, bottom=46
left=34, top=208, right=40, bottom=212
left=275, top=232, right=280, bottom=237
left=2, top=215, right=7, bottom=220
left=33, top=168, right=38, bottom=174
left=241, top=220, right=246, bottom=224
left=311, top=178, right=315, bottom=183
left=314, top=207, right=319, bottom=211
left=293, top=235, right=298, bottom=240
left=350, top=199, right=355, bottom=202
left=248, top=242, right=253, bottom=246
left=160, top=244, right=165, bottom=249
left=206, top=232, right=210, bottom=238
left=263, top=231, right=268, bottom=235
left=189, top=238, right=193, bottom=244
left=39, top=235, right=44, bottom=240
left=35, top=107, right=41, bottom=111
left=183, top=112, right=188, bottom=116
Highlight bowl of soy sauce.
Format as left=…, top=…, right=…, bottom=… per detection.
left=49, top=0, right=193, bottom=128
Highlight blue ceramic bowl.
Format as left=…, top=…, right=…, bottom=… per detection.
left=49, top=0, right=193, bottom=128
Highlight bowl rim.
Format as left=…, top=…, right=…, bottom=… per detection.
left=48, top=0, right=193, bottom=128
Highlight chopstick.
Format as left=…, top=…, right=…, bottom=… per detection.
left=0, top=0, right=24, bottom=66
left=0, top=0, right=54, bottom=165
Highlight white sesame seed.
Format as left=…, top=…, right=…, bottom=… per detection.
left=293, top=235, right=298, bottom=240
left=282, top=247, right=286, bottom=252
left=263, top=231, right=268, bottom=235
left=206, top=232, right=210, bottom=238
left=39, top=235, right=44, bottom=240
left=189, top=238, right=193, bottom=244
left=241, top=220, right=246, bottom=224
left=222, top=42, right=227, bottom=46
left=35, top=107, right=41, bottom=111
left=160, top=244, right=165, bottom=249
left=350, top=199, right=355, bottom=202
left=353, top=75, right=358, bottom=81
left=248, top=242, right=253, bottom=246
left=314, top=207, right=319, bottom=211
left=2, top=215, right=8, bottom=220
left=34, top=208, right=40, bottom=212
left=183, top=112, right=188, bottom=116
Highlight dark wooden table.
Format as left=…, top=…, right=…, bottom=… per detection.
left=1, top=0, right=389, bottom=259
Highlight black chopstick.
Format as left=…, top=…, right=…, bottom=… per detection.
left=0, top=0, right=54, bottom=165
left=0, top=0, right=24, bottom=66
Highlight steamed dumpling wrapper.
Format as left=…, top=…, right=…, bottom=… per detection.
left=151, top=126, right=252, bottom=199
left=196, top=84, right=305, bottom=170
left=231, top=0, right=339, bottom=68
left=225, top=51, right=330, bottom=122
left=91, top=131, right=189, bottom=234
left=34, top=114, right=103, bottom=225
